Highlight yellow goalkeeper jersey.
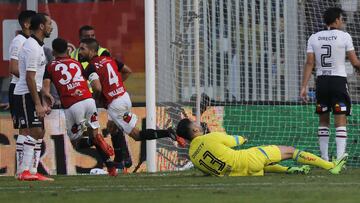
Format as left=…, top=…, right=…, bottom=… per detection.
left=189, top=132, right=247, bottom=176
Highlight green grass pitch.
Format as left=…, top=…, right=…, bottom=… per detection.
left=1, top=169, right=360, bottom=203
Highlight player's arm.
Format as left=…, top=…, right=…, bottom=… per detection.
left=347, top=50, right=360, bottom=71
left=300, top=55, right=315, bottom=103
left=120, top=64, right=132, bottom=81
left=8, top=39, right=21, bottom=77
left=213, top=133, right=247, bottom=148
left=85, top=64, right=102, bottom=98
left=9, top=59, right=19, bottom=77
left=42, top=67, right=54, bottom=107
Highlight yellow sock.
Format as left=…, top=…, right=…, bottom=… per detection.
left=293, top=149, right=334, bottom=170
left=264, top=164, right=289, bottom=173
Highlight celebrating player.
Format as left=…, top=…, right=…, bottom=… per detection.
left=176, top=118, right=347, bottom=176
left=42, top=38, right=118, bottom=176
left=300, top=7, right=360, bottom=161
left=13, top=13, right=53, bottom=181
left=72, top=25, right=133, bottom=170
left=78, top=38, right=177, bottom=142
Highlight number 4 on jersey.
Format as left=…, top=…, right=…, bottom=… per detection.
left=107, top=63, right=119, bottom=86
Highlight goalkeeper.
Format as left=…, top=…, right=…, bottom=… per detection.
left=176, top=118, right=347, bottom=176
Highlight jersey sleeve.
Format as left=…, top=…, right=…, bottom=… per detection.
left=25, top=45, right=39, bottom=72
left=211, top=132, right=246, bottom=148
left=85, top=63, right=99, bottom=83
left=345, top=33, right=355, bottom=51
left=115, top=59, right=124, bottom=71
left=43, top=65, right=52, bottom=80
left=306, top=35, right=314, bottom=53
left=9, top=38, right=22, bottom=60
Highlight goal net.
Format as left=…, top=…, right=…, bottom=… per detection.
left=153, top=0, right=360, bottom=170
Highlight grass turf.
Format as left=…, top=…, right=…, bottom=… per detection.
left=0, top=169, right=360, bottom=203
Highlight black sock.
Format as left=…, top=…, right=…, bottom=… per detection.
left=77, top=137, right=93, bottom=149
left=140, top=129, right=170, bottom=140
left=95, top=145, right=114, bottom=168
left=111, top=130, right=123, bottom=163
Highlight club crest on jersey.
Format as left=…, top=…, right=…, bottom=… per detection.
left=316, top=104, right=328, bottom=113
left=90, top=112, right=98, bottom=122
left=334, top=103, right=346, bottom=113
left=123, top=112, right=132, bottom=123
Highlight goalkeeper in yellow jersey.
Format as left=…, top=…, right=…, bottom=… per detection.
left=176, top=118, right=348, bottom=176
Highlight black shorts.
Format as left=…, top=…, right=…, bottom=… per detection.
left=13, top=92, right=44, bottom=129
left=315, top=76, right=351, bottom=116
left=8, top=83, right=18, bottom=129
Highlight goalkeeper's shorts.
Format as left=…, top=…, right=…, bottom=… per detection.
left=246, top=145, right=282, bottom=176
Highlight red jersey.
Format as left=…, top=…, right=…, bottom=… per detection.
left=86, top=56, right=126, bottom=106
left=44, top=57, right=92, bottom=108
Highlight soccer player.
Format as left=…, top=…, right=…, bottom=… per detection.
left=78, top=38, right=177, bottom=142
left=71, top=25, right=133, bottom=169
left=8, top=10, right=36, bottom=179
left=300, top=7, right=360, bottom=161
left=42, top=38, right=118, bottom=176
left=176, top=118, right=347, bottom=176
left=12, top=13, right=53, bottom=181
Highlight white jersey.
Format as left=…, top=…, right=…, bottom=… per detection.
left=8, top=33, right=28, bottom=84
left=14, top=36, right=46, bottom=95
left=307, top=29, right=354, bottom=77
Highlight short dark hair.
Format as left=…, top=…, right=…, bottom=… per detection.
left=176, top=118, right=193, bottom=140
left=79, top=25, right=94, bottom=37
left=323, top=7, right=344, bottom=25
left=80, top=38, right=99, bottom=52
left=52, top=38, right=68, bottom=54
left=18, top=10, right=36, bottom=28
left=30, top=13, right=48, bottom=31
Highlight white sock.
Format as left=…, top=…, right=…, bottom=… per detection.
left=30, top=139, right=42, bottom=174
left=22, top=136, right=36, bottom=172
left=336, top=126, right=347, bottom=159
left=16, top=135, right=27, bottom=175
left=318, top=127, right=329, bottom=161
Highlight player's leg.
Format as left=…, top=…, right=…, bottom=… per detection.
left=318, top=113, right=330, bottom=161
left=277, top=145, right=347, bottom=174
left=107, top=118, right=133, bottom=170
left=107, top=93, right=176, bottom=142
left=331, top=77, right=351, bottom=160
left=315, top=76, right=331, bottom=161
left=264, top=164, right=311, bottom=174
left=17, top=94, right=52, bottom=181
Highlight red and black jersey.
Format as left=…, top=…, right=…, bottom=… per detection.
left=85, top=56, right=126, bottom=106
left=44, top=57, right=92, bottom=108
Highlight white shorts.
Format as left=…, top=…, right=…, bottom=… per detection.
left=107, top=92, right=137, bottom=134
left=65, top=98, right=100, bottom=140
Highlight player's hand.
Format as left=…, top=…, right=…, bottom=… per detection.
left=300, top=87, right=308, bottom=103
left=43, top=93, right=54, bottom=107
left=35, top=104, right=46, bottom=118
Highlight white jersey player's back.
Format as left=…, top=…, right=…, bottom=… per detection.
left=307, top=29, right=354, bottom=77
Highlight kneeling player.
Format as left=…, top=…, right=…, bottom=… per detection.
left=78, top=38, right=178, bottom=142
left=176, top=118, right=348, bottom=176
left=43, top=38, right=117, bottom=176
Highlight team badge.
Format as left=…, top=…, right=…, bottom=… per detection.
left=123, top=112, right=132, bottom=123
left=90, top=112, right=98, bottom=122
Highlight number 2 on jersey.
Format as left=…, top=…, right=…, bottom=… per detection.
left=321, top=45, right=332, bottom=67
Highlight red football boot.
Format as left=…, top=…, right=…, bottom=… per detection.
left=107, top=166, right=118, bottom=177
left=17, top=170, right=38, bottom=181
left=35, top=173, right=54, bottom=181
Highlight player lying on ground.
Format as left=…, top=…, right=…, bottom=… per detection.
left=42, top=38, right=118, bottom=176
left=78, top=38, right=180, bottom=143
left=176, top=118, right=348, bottom=176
